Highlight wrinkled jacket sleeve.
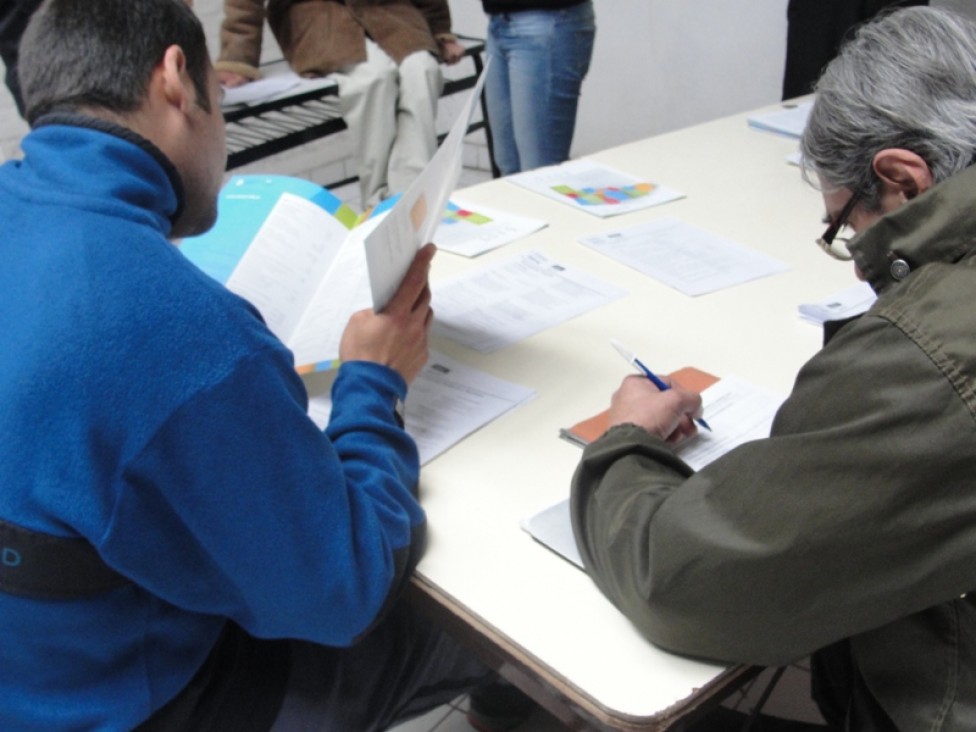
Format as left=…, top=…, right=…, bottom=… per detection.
left=215, top=0, right=266, bottom=79
left=413, top=0, right=453, bottom=38
left=571, top=314, right=976, bottom=667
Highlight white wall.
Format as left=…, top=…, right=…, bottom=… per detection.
left=448, top=0, right=976, bottom=157
left=0, top=0, right=792, bottom=164
left=447, top=0, right=789, bottom=158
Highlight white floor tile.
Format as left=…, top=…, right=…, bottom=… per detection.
left=387, top=693, right=572, bottom=732
left=387, top=703, right=456, bottom=732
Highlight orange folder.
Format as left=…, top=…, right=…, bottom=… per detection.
left=561, top=366, right=719, bottom=446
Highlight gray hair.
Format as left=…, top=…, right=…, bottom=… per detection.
left=800, top=7, right=976, bottom=211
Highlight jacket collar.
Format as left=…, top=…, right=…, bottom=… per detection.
left=849, top=164, right=976, bottom=295
left=25, top=113, right=185, bottom=233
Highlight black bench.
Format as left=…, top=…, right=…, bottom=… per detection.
left=221, top=36, right=496, bottom=188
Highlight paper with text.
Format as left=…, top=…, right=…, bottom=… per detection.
left=799, top=281, right=876, bottom=324
left=579, top=217, right=789, bottom=296
left=522, top=375, right=786, bottom=568
left=431, top=249, right=627, bottom=352
left=305, top=351, right=536, bottom=465
left=364, top=65, right=489, bottom=310
left=224, top=193, right=383, bottom=371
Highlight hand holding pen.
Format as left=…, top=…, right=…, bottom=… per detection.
left=610, top=339, right=712, bottom=436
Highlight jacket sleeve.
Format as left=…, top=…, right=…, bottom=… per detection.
left=215, top=0, right=267, bottom=79
left=102, top=349, right=423, bottom=647
left=571, top=314, right=976, bottom=666
left=412, top=0, right=453, bottom=38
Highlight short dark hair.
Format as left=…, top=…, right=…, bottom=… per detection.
left=18, top=0, right=212, bottom=125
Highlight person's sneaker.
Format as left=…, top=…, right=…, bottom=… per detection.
left=466, top=680, right=536, bottom=732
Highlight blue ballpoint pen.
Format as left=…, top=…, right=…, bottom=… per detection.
left=610, top=338, right=712, bottom=432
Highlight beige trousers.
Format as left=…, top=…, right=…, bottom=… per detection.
left=335, top=40, right=443, bottom=208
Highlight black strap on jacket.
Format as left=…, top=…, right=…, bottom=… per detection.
left=0, top=518, right=288, bottom=729
left=0, top=517, right=130, bottom=600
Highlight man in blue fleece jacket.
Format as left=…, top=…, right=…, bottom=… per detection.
left=0, top=0, right=489, bottom=729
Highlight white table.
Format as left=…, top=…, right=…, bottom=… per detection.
left=407, top=102, right=855, bottom=730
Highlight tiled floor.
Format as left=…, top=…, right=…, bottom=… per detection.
left=388, top=693, right=569, bottom=732
left=388, top=663, right=826, bottom=732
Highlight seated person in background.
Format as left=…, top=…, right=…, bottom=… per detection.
left=216, top=0, right=465, bottom=208
left=0, top=0, right=490, bottom=728
left=572, top=7, right=976, bottom=731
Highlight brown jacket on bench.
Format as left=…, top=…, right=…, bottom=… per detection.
left=216, top=0, right=455, bottom=80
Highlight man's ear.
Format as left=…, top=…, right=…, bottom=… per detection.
left=155, top=45, right=192, bottom=113
left=872, top=148, right=934, bottom=202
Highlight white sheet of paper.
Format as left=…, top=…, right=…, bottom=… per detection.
left=431, top=249, right=627, bottom=352
left=304, top=350, right=536, bottom=465
left=433, top=199, right=547, bottom=257
left=522, top=375, right=786, bottom=568
left=747, top=100, right=813, bottom=139
left=363, top=66, right=489, bottom=311
left=506, top=159, right=684, bottom=218
left=798, top=281, right=876, bottom=324
left=579, top=217, right=789, bottom=296
left=402, top=352, right=536, bottom=464
left=225, top=193, right=351, bottom=344
left=221, top=73, right=303, bottom=107
left=285, top=215, right=386, bottom=369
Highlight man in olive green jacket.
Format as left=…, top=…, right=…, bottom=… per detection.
left=216, top=0, right=464, bottom=206
left=572, top=8, right=976, bottom=731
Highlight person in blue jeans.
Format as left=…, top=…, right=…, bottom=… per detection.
left=480, top=0, right=595, bottom=175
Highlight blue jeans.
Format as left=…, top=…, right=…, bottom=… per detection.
left=485, top=1, right=596, bottom=175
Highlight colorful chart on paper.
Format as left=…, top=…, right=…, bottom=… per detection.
left=550, top=182, right=657, bottom=207
left=433, top=199, right=547, bottom=257
left=442, top=201, right=493, bottom=226
left=507, top=160, right=684, bottom=218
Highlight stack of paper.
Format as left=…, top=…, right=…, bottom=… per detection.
left=798, top=281, right=876, bottom=324
left=221, top=73, right=304, bottom=107
left=747, top=100, right=813, bottom=139
left=431, top=249, right=626, bottom=352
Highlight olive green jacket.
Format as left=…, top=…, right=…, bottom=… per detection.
left=216, top=0, right=454, bottom=80
left=571, top=163, right=976, bottom=731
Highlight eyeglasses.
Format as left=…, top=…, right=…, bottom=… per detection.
left=816, top=192, right=859, bottom=261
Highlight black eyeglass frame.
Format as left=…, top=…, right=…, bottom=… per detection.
left=816, top=192, right=859, bottom=261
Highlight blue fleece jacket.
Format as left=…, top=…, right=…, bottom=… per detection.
left=0, top=116, right=425, bottom=729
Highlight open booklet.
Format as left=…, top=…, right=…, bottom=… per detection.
left=180, top=66, right=488, bottom=373
left=179, top=175, right=394, bottom=372
left=526, top=374, right=786, bottom=568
